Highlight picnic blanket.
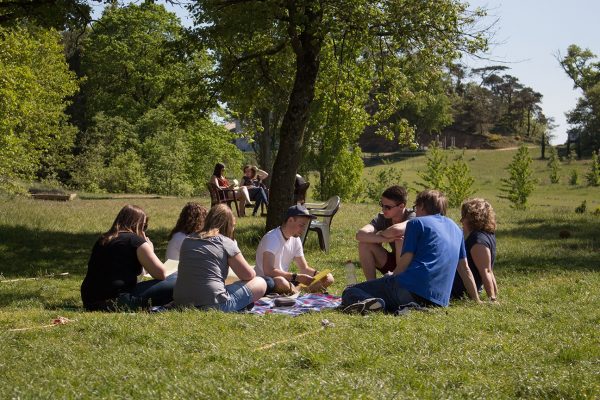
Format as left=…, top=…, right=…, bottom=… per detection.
left=249, top=293, right=341, bottom=316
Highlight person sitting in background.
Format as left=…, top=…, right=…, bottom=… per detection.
left=173, top=204, right=267, bottom=311
left=81, top=204, right=176, bottom=311
left=451, top=198, right=498, bottom=302
left=165, top=202, right=208, bottom=261
left=341, top=190, right=481, bottom=314
left=355, top=185, right=415, bottom=281
left=254, top=205, right=334, bottom=294
left=241, top=165, right=269, bottom=216
left=211, top=162, right=251, bottom=217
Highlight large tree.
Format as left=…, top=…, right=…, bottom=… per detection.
left=190, top=0, right=488, bottom=230
left=0, top=24, right=78, bottom=192
left=559, top=45, right=600, bottom=155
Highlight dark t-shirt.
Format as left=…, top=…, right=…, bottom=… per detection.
left=81, top=232, right=146, bottom=309
left=369, top=209, right=416, bottom=232
left=451, top=230, right=496, bottom=298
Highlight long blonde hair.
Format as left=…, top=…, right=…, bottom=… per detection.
left=199, top=204, right=235, bottom=240
left=101, top=204, right=147, bottom=245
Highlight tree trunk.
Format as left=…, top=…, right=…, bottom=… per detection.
left=540, top=132, right=546, bottom=159
left=257, top=108, right=274, bottom=184
left=265, top=7, right=322, bottom=231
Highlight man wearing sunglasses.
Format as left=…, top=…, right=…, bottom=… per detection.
left=356, top=185, right=415, bottom=280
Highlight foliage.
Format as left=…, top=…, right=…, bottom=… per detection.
left=189, top=0, right=490, bottom=230
left=0, top=25, right=78, bottom=193
left=362, top=163, right=405, bottom=203
left=570, top=169, right=579, bottom=186
left=585, top=151, right=600, bottom=186
left=81, top=3, right=213, bottom=125
left=417, top=141, right=447, bottom=190
left=560, top=45, right=600, bottom=155
left=444, top=152, right=475, bottom=208
left=103, top=149, right=149, bottom=194
left=500, top=145, right=536, bottom=209
left=547, top=146, right=560, bottom=184
left=575, top=200, right=587, bottom=214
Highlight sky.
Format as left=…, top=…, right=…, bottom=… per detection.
left=464, top=0, right=600, bottom=144
left=92, top=1, right=600, bottom=145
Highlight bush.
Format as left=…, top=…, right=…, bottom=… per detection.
left=547, top=146, right=560, bottom=184
left=575, top=200, right=587, bottom=214
left=362, top=162, right=405, bottom=203
left=444, top=153, right=475, bottom=207
left=569, top=169, right=579, bottom=185
left=585, top=151, right=600, bottom=186
left=500, top=145, right=536, bottom=210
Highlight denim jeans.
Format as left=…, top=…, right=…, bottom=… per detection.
left=248, top=187, right=268, bottom=214
left=341, top=275, right=417, bottom=313
left=123, top=272, right=178, bottom=308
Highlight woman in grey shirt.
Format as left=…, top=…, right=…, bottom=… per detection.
left=174, top=204, right=266, bottom=311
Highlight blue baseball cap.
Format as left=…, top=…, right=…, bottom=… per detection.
left=286, top=205, right=317, bottom=219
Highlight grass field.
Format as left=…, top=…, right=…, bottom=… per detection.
left=1, top=147, right=599, bottom=398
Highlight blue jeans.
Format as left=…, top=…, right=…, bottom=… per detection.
left=342, top=275, right=417, bottom=313
left=122, top=272, right=177, bottom=308
left=248, top=187, right=268, bottom=214
left=218, top=280, right=254, bottom=312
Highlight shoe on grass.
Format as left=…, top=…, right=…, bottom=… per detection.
left=342, top=298, right=385, bottom=315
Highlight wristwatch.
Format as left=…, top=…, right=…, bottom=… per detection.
left=290, top=273, right=298, bottom=285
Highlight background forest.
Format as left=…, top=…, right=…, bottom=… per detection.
left=1, top=1, right=599, bottom=205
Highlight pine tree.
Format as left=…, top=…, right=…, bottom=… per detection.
left=444, top=153, right=475, bottom=208
left=547, top=146, right=560, bottom=184
left=500, top=145, right=536, bottom=209
left=417, top=141, right=447, bottom=190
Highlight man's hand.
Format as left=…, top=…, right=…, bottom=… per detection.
left=296, top=274, right=314, bottom=286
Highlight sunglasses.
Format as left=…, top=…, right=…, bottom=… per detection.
left=379, top=201, right=400, bottom=211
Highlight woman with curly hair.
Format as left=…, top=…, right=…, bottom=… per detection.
left=81, top=204, right=175, bottom=311
left=165, top=202, right=208, bottom=260
left=451, top=198, right=498, bottom=302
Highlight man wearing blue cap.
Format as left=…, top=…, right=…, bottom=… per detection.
left=255, top=205, right=334, bottom=293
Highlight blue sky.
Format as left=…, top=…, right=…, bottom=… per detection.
left=93, top=1, right=599, bottom=145
left=465, top=0, right=600, bottom=144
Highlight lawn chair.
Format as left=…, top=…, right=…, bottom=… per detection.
left=206, top=182, right=240, bottom=217
left=294, top=181, right=310, bottom=205
left=302, top=195, right=341, bottom=252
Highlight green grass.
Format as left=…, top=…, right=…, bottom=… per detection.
left=1, top=147, right=599, bottom=398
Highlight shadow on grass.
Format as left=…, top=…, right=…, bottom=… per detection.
left=497, top=216, right=600, bottom=272
left=363, top=151, right=425, bottom=167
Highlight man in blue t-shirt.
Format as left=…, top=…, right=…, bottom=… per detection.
left=342, top=190, right=481, bottom=314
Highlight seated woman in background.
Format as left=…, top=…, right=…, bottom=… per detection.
left=81, top=205, right=176, bottom=311
left=173, top=204, right=267, bottom=311
left=211, top=162, right=251, bottom=217
left=241, top=165, right=269, bottom=216
left=451, top=198, right=498, bottom=302
left=165, top=202, right=208, bottom=260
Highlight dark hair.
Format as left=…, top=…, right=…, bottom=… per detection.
left=213, top=163, right=225, bottom=177
left=381, top=185, right=408, bottom=206
left=168, top=202, right=208, bottom=240
left=415, top=189, right=447, bottom=216
left=101, top=204, right=146, bottom=245
left=243, top=164, right=258, bottom=178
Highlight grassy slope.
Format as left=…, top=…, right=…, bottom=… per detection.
left=0, top=147, right=599, bottom=399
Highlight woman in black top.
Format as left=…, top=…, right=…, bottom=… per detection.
left=451, top=198, right=498, bottom=302
left=81, top=204, right=175, bottom=311
left=241, top=165, right=269, bottom=216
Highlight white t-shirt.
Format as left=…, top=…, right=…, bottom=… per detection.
left=165, top=231, right=187, bottom=261
left=254, top=227, right=304, bottom=276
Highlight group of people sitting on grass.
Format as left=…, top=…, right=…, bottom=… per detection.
left=81, top=184, right=497, bottom=314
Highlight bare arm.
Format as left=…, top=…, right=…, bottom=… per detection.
left=393, top=250, right=414, bottom=276
left=294, top=255, right=316, bottom=285
left=457, top=258, right=482, bottom=303
left=136, top=240, right=166, bottom=280
left=262, top=251, right=292, bottom=280
left=256, top=169, right=269, bottom=180
left=228, top=252, right=255, bottom=281
left=356, top=224, right=389, bottom=243
left=380, top=221, right=408, bottom=240
left=210, top=175, right=223, bottom=189
left=471, top=244, right=498, bottom=301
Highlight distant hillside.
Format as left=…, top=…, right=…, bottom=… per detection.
left=359, top=126, right=532, bottom=152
